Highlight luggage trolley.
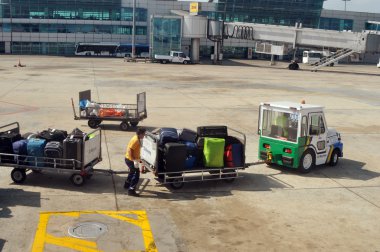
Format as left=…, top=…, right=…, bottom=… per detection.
left=72, top=90, right=147, bottom=131
left=141, top=126, right=259, bottom=189
left=0, top=122, right=102, bottom=186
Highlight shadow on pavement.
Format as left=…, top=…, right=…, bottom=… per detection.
left=266, top=158, right=379, bottom=181
left=0, top=188, right=41, bottom=219
left=135, top=172, right=290, bottom=201
left=0, top=239, right=6, bottom=251
left=100, top=124, right=158, bottom=132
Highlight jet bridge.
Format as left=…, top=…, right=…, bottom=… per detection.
left=220, top=22, right=380, bottom=70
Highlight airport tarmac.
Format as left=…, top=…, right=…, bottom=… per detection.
left=0, top=55, right=380, bottom=251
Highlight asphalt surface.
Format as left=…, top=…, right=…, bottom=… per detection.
left=0, top=55, right=380, bottom=252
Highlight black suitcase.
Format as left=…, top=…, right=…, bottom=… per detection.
left=38, top=129, right=68, bottom=142
left=69, top=128, right=86, bottom=139
left=0, top=131, right=22, bottom=163
left=159, top=128, right=179, bottom=147
left=45, top=141, right=64, bottom=167
left=179, top=128, right=198, bottom=142
left=63, top=137, right=82, bottom=169
left=164, top=143, right=187, bottom=172
left=197, top=126, right=228, bottom=138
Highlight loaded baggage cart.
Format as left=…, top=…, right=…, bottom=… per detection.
left=0, top=122, right=102, bottom=186
left=72, top=90, right=147, bottom=131
left=141, top=126, right=259, bottom=189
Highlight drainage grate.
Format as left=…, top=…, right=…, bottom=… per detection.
left=68, top=222, right=108, bottom=239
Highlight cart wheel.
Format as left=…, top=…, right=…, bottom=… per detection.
left=129, top=121, right=139, bottom=128
left=70, top=174, right=85, bottom=186
left=120, top=122, right=129, bottom=131
left=11, top=168, right=26, bottom=184
left=169, top=178, right=184, bottom=190
left=88, top=119, right=101, bottom=129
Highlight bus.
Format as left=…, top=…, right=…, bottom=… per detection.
left=75, top=42, right=119, bottom=56
left=115, top=44, right=150, bottom=58
left=75, top=42, right=150, bottom=57
left=302, top=50, right=337, bottom=66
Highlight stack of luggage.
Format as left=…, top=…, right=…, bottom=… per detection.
left=153, top=126, right=244, bottom=174
left=0, top=127, right=88, bottom=169
left=79, top=100, right=127, bottom=118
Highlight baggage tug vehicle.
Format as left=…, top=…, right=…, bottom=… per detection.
left=258, top=102, right=343, bottom=172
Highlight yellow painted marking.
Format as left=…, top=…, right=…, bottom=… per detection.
left=45, top=234, right=100, bottom=252
left=32, top=210, right=157, bottom=252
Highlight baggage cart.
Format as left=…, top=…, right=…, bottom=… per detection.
left=72, top=90, right=147, bottom=131
left=141, top=127, right=262, bottom=189
left=0, top=122, right=103, bottom=186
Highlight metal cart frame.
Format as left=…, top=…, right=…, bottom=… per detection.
left=142, top=127, right=258, bottom=189
left=72, top=90, right=147, bottom=131
left=0, top=122, right=102, bottom=186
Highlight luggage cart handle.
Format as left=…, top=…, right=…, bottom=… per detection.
left=0, top=122, right=20, bottom=132
left=71, top=98, right=79, bottom=120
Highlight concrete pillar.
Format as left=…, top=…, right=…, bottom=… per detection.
left=213, top=41, right=218, bottom=64
left=191, top=38, right=200, bottom=64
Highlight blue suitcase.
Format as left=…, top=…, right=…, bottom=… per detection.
left=159, top=128, right=178, bottom=147
left=12, top=140, right=28, bottom=164
left=27, top=138, right=47, bottom=166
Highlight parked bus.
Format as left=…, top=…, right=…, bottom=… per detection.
left=115, top=44, right=150, bottom=58
left=302, top=50, right=337, bottom=66
left=75, top=42, right=119, bottom=56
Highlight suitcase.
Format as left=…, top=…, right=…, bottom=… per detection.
left=63, top=137, right=82, bottom=169
left=27, top=138, right=47, bottom=166
left=197, top=126, right=228, bottom=138
left=69, top=128, right=86, bottom=139
left=159, top=128, right=178, bottom=146
left=45, top=141, right=63, bottom=167
left=12, top=140, right=28, bottom=164
left=0, top=131, right=22, bottom=163
left=231, top=143, right=243, bottom=167
left=38, top=129, right=68, bottom=142
left=185, top=156, right=197, bottom=169
left=224, top=144, right=234, bottom=167
left=182, top=141, right=198, bottom=156
left=164, top=143, right=187, bottom=172
left=179, top=128, right=198, bottom=142
left=203, top=137, right=225, bottom=168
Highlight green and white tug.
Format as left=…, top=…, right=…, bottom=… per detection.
left=258, top=102, right=343, bottom=173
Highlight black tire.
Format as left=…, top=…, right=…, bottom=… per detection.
left=162, top=60, right=167, bottom=64
left=11, top=168, right=26, bottom=183
left=299, top=149, right=315, bottom=173
left=329, top=149, right=340, bottom=166
left=329, top=63, right=335, bottom=67
left=85, top=52, right=91, bottom=56
left=183, top=60, right=188, bottom=65
left=88, top=119, right=101, bottom=129
left=120, top=122, right=129, bottom=131
left=169, top=178, right=184, bottom=190
left=130, top=121, right=139, bottom=128
left=70, top=174, right=85, bottom=186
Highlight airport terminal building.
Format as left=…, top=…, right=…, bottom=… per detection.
left=0, top=0, right=379, bottom=60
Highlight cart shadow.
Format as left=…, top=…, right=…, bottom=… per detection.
left=13, top=171, right=118, bottom=194
left=99, top=124, right=159, bottom=132
left=0, top=188, right=41, bottom=219
left=136, top=172, right=290, bottom=201
left=267, top=158, right=379, bottom=181
left=0, top=239, right=5, bottom=251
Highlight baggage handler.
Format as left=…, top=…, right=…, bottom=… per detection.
left=124, top=127, right=146, bottom=197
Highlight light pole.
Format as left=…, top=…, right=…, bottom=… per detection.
left=342, top=0, right=351, bottom=11
left=131, top=0, right=136, bottom=59
left=0, top=0, right=12, bottom=54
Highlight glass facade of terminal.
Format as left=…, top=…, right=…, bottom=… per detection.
left=365, top=22, right=380, bottom=31
left=204, top=0, right=324, bottom=28
left=319, top=17, right=353, bottom=31
left=151, top=17, right=182, bottom=56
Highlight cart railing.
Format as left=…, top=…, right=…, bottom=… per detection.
left=0, top=122, right=20, bottom=134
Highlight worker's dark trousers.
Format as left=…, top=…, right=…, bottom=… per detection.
left=125, top=158, right=140, bottom=191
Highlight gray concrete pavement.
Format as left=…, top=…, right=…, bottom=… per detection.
left=0, top=55, right=380, bottom=251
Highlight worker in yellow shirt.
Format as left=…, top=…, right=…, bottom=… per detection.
left=124, top=127, right=146, bottom=197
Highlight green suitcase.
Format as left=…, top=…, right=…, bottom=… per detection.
left=203, top=137, right=225, bottom=167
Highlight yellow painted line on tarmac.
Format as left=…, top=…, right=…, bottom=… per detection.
left=32, top=210, right=157, bottom=252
